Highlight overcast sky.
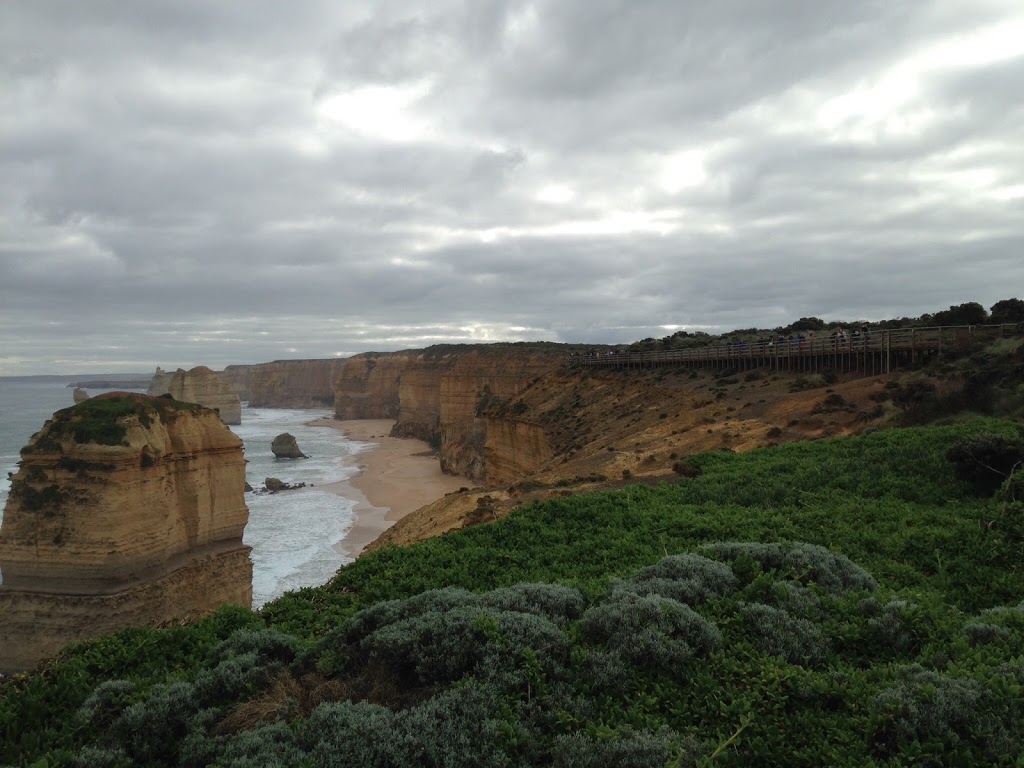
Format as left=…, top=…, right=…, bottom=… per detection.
left=2, top=1, right=1022, bottom=374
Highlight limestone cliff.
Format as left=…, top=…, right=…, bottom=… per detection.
left=334, top=354, right=407, bottom=419
left=146, top=366, right=171, bottom=397
left=335, top=348, right=563, bottom=482
left=246, top=359, right=347, bottom=408
left=0, top=394, right=252, bottom=673
left=168, top=366, right=242, bottom=425
left=219, top=364, right=254, bottom=402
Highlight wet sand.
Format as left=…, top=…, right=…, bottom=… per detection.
left=306, top=418, right=468, bottom=559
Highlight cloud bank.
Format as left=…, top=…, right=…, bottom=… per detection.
left=2, top=1, right=1022, bottom=373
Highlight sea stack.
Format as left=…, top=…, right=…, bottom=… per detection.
left=167, top=366, right=242, bottom=425
left=271, top=432, right=307, bottom=459
left=146, top=366, right=172, bottom=397
left=72, top=387, right=89, bottom=403
left=0, top=394, right=252, bottom=673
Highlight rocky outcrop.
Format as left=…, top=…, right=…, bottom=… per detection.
left=271, top=433, right=307, bottom=459
left=334, top=348, right=563, bottom=482
left=0, top=393, right=252, bottom=673
left=483, top=419, right=554, bottom=486
left=246, top=359, right=347, bottom=408
left=72, top=387, right=89, bottom=404
left=334, top=354, right=407, bottom=419
left=146, top=366, right=171, bottom=397
left=168, top=366, right=242, bottom=425
left=219, top=365, right=254, bottom=402
left=264, top=478, right=305, bottom=492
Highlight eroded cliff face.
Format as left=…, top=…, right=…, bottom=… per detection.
left=335, top=349, right=563, bottom=482
left=0, top=393, right=252, bottom=673
left=147, top=366, right=171, bottom=397
left=334, top=354, right=407, bottom=420
left=219, top=364, right=254, bottom=402
left=168, top=366, right=242, bottom=425
left=245, top=359, right=347, bottom=408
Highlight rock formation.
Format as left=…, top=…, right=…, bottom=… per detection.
left=219, top=364, right=254, bottom=403
left=0, top=393, right=252, bottom=673
left=264, top=477, right=305, bottom=492
left=271, top=433, right=307, bottom=459
left=247, top=359, right=347, bottom=408
left=167, top=366, right=242, bottom=425
left=72, top=387, right=89, bottom=404
left=146, top=366, right=171, bottom=397
left=334, top=348, right=563, bottom=482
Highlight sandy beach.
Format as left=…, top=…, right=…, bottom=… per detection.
left=307, top=418, right=468, bottom=559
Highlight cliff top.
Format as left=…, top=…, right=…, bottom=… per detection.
left=23, top=393, right=206, bottom=453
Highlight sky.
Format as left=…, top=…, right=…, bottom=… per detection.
left=2, top=1, right=1023, bottom=375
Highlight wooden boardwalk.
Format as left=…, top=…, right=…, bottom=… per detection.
left=577, top=324, right=1018, bottom=376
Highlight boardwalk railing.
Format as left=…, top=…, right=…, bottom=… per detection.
left=575, top=324, right=1019, bottom=376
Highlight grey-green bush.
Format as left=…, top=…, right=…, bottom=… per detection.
left=479, top=582, right=586, bottom=623
left=740, top=603, right=829, bottom=665
left=703, top=541, right=878, bottom=592
left=617, top=553, right=738, bottom=605
left=580, top=592, right=721, bottom=671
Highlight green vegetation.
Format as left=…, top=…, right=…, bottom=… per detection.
left=628, top=297, right=1023, bottom=354
left=3, top=419, right=1024, bottom=765
left=25, top=395, right=205, bottom=452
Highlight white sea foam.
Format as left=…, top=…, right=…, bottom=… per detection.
left=233, top=407, right=368, bottom=608
left=245, top=488, right=355, bottom=608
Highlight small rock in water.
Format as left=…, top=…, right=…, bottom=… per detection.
left=264, top=477, right=306, bottom=492
left=271, top=432, right=308, bottom=459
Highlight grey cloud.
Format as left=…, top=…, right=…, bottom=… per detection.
left=0, top=1, right=1022, bottom=373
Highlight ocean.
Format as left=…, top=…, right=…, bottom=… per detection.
left=0, top=376, right=369, bottom=608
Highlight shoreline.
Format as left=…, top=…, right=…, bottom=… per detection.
left=306, top=418, right=468, bottom=559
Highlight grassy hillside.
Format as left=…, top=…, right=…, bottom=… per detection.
left=3, top=419, right=1023, bottom=766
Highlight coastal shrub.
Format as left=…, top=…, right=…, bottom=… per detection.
left=299, top=683, right=518, bottom=768
left=77, top=679, right=136, bottom=731
left=892, top=379, right=940, bottom=423
left=110, top=681, right=199, bottom=763
left=962, top=622, right=1012, bottom=646
left=672, top=460, right=701, bottom=477
left=192, top=652, right=280, bottom=703
left=361, top=605, right=567, bottom=686
left=739, top=603, right=828, bottom=665
left=703, top=541, right=878, bottom=593
left=394, top=683, right=519, bottom=768
left=946, top=432, right=1024, bottom=496
left=616, top=553, right=738, bottom=605
left=870, top=666, right=992, bottom=763
left=320, top=587, right=479, bottom=651
left=579, top=592, right=721, bottom=671
left=71, top=746, right=132, bottom=768
left=198, top=721, right=304, bottom=768
left=478, top=583, right=586, bottom=624
left=746, top=579, right=822, bottom=618
left=864, top=600, right=921, bottom=656
left=212, top=628, right=299, bottom=664
left=551, top=727, right=702, bottom=768
left=300, top=700, right=398, bottom=766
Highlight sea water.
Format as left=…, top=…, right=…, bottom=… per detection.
left=0, top=377, right=369, bottom=608
left=234, top=407, right=368, bottom=607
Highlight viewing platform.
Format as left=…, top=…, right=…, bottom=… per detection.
left=576, top=324, right=1018, bottom=376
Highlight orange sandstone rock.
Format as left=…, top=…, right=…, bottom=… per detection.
left=0, top=393, right=252, bottom=673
